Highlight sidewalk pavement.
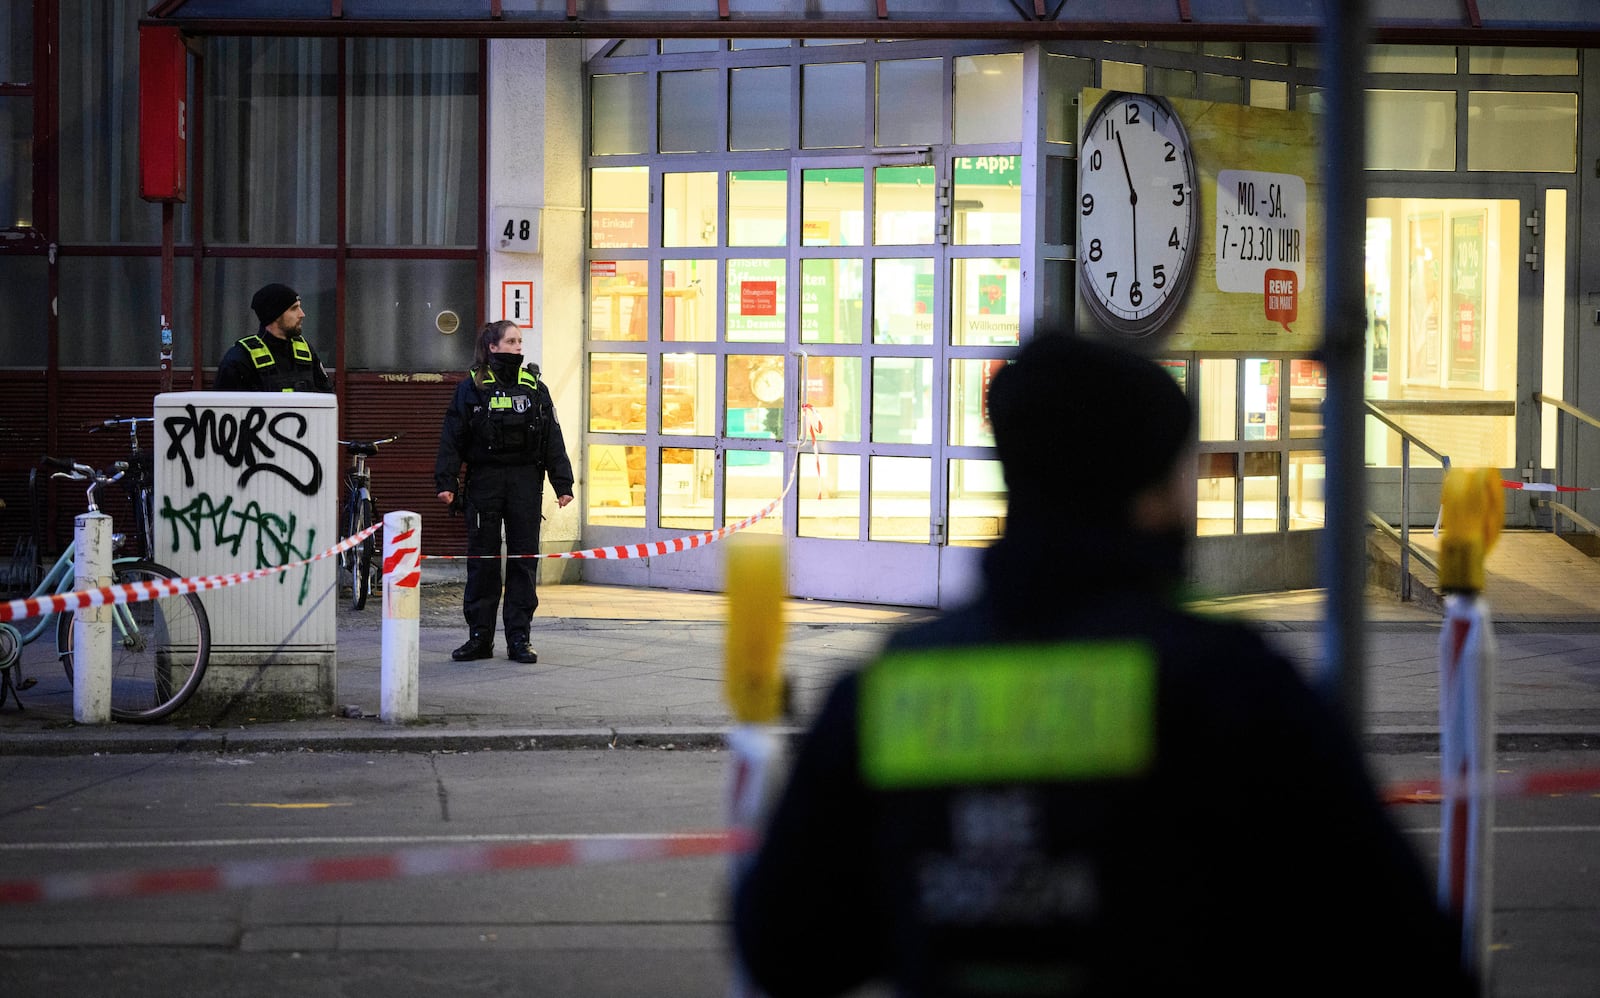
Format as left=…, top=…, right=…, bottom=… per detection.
left=3, top=573, right=1599, bottom=756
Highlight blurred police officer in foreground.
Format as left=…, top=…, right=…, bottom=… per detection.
left=215, top=283, right=332, bottom=392
left=434, top=320, right=574, bottom=665
left=733, top=332, right=1472, bottom=997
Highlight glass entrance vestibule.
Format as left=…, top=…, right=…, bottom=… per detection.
left=580, top=39, right=1580, bottom=605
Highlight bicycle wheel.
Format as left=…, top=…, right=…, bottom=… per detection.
left=350, top=496, right=376, bottom=611
left=58, top=560, right=211, bottom=723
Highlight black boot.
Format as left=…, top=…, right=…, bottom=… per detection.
left=452, top=629, right=494, bottom=662
left=506, top=637, right=538, bottom=664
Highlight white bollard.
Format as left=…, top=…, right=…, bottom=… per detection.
left=72, top=511, right=113, bottom=724
left=1439, top=592, right=1496, bottom=993
left=380, top=510, right=422, bottom=724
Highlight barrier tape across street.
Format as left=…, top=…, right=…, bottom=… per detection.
left=1, top=767, right=1597, bottom=907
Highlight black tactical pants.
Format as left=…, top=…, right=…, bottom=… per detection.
left=462, top=462, right=544, bottom=641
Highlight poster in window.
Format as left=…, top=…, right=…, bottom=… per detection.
left=1404, top=213, right=1443, bottom=386
left=1448, top=211, right=1486, bottom=389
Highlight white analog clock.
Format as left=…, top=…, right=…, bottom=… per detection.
left=1077, top=92, right=1200, bottom=338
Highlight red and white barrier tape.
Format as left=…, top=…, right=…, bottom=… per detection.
left=0, top=829, right=751, bottom=906
left=427, top=449, right=802, bottom=562
left=0, top=523, right=381, bottom=625
left=1500, top=480, right=1600, bottom=493
left=3, top=763, right=1598, bottom=907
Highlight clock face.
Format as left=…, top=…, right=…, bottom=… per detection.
left=1078, top=92, right=1200, bottom=338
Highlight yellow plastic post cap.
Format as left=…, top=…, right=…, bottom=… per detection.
left=1437, top=467, right=1504, bottom=593
left=724, top=532, right=787, bottom=723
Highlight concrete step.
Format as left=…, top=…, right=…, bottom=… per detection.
left=1368, top=527, right=1600, bottom=623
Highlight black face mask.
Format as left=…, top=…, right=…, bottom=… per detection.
left=489, top=351, right=524, bottom=372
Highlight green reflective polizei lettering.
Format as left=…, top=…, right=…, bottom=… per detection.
left=859, top=642, right=1157, bottom=788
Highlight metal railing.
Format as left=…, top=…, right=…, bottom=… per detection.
left=1532, top=392, right=1600, bottom=541
left=1366, top=401, right=1451, bottom=601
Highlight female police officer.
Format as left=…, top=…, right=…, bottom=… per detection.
left=434, top=320, right=574, bottom=664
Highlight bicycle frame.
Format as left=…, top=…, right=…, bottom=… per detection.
left=10, top=543, right=144, bottom=650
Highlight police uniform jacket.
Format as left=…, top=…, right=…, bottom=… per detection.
left=215, top=329, right=332, bottom=393
left=733, top=523, right=1473, bottom=998
left=433, top=358, right=574, bottom=494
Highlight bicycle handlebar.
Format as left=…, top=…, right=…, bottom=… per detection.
left=338, top=433, right=403, bottom=451
left=83, top=416, right=153, bottom=432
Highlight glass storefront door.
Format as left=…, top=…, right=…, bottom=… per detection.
left=582, top=154, right=1017, bottom=607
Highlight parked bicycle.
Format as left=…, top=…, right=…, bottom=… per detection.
left=338, top=434, right=400, bottom=611
left=0, top=456, right=211, bottom=722
left=85, top=416, right=158, bottom=560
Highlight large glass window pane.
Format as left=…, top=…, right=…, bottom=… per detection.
left=589, top=353, right=647, bottom=432
left=1, top=4, right=31, bottom=82
left=0, top=97, right=31, bottom=228
left=726, top=449, right=783, bottom=534
left=1196, top=452, right=1237, bottom=536
left=346, top=258, right=476, bottom=371
left=1467, top=92, right=1577, bottom=173
left=950, top=359, right=1005, bottom=447
left=801, top=62, right=866, bottom=149
left=1367, top=91, right=1454, bottom=171
left=591, top=166, right=649, bottom=248
left=727, top=258, right=786, bottom=343
left=1370, top=45, right=1456, bottom=74
left=201, top=258, right=334, bottom=367
left=1289, top=450, right=1325, bottom=531
left=204, top=38, right=336, bottom=245
left=60, top=8, right=170, bottom=243
left=949, top=459, right=1005, bottom=547
left=1469, top=47, right=1578, bottom=75
left=801, top=258, right=864, bottom=345
left=952, top=156, right=1021, bottom=245
left=874, top=166, right=935, bottom=245
left=727, top=354, right=784, bottom=438
left=1198, top=358, right=1238, bottom=442
left=662, top=38, right=719, bottom=54
left=591, top=73, right=648, bottom=155
left=1044, top=54, right=1093, bottom=144
left=588, top=260, right=650, bottom=342
left=800, top=454, right=860, bottom=539
left=803, top=168, right=864, bottom=247
left=661, top=352, right=715, bottom=436
left=728, top=170, right=787, bottom=246
left=869, top=455, right=930, bottom=543
left=0, top=256, right=46, bottom=367
left=59, top=257, right=187, bottom=368
left=663, top=259, right=716, bottom=342
left=348, top=39, right=478, bottom=247
left=871, top=357, right=933, bottom=445
left=1102, top=62, right=1145, bottom=93
left=660, top=69, right=720, bottom=153
left=730, top=67, right=790, bottom=151
left=952, top=258, right=1020, bottom=347
left=1289, top=360, right=1326, bottom=439
left=587, top=443, right=645, bottom=527
left=732, top=39, right=790, bottom=51
left=1243, top=359, right=1281, bottom=441
left=1242, top=451, right=1280, bottom=534
left=663, top=172, right=717, bottom=248
left=805, top=355, right=861, bottom=443
left=953, top=53, right=1022, bottom=144
left=1148, top=67, right=1195, bottom=98
left=875, top=59, right=942, bottom=147
left=874, top=258, right=935, bottom=346
left=1043, top=156, right=1073, bottom=245
left=660, top=447, right=715, bottom=530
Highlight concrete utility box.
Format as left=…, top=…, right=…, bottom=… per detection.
left=153, top=391, right=338, bottom=717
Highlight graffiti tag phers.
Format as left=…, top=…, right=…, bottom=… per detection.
left=164, top=405, right=324, bottom=495
left=160, top=492, right=318, bottom=604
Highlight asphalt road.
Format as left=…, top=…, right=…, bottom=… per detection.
left=0, top=748, right=1595, bottom=997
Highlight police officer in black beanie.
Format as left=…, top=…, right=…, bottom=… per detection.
left=434, top=320, right=574, bottom=665
left=215, top=283, right=333, bottom=393
left=733, top=331, right=1473, bottom=997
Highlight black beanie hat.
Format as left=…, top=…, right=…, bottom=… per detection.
left=987, top=331, right=1192, bottom=521
left=251, top=283, right=300, bottom=327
